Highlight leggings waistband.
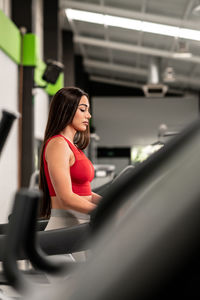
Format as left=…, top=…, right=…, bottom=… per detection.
left=51, top=208, right=90, bottom=221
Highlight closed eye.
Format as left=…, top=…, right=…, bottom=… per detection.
left=80, top=108, right=86, bottom=112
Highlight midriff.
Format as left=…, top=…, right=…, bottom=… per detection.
left=51, top=194, right=92, bottom=210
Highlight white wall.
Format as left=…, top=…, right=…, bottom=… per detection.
left=93, top=95, right=199, bottom=173
left=33, top=88, right=49, bottom=173
left=0, top=0, right=11, bottom=17
left=33, top=0, right=44, bottom=60
left=93, top=96, right=199, bottom=147
left=0, top=49, right=18, bottom=223
left=34, top=88, right=49, bottom=141
left=0, top=2, right=48, bottom=222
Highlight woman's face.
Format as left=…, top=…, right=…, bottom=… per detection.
left=71, top=95, right=91, bottom=131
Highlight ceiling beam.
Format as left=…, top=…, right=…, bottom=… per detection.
left=74, top=36, right=200, bottom=64
left=90, top=75, right=142, bottom=89
left=182, top=0, right=196, bottom=19
left=61, top=0, right=200, bottom=30
left=89, top=75, right=187, bottom=96
left=84, top=58, right=200, bottom=89
left=84, top=59, right=147, bottom=77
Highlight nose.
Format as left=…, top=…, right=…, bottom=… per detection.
left=87, top=111, right=91, bottom=119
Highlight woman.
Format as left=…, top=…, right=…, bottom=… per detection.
left=39, top=87, right=101, bottom=235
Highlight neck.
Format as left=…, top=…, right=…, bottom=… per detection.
left=60, top=125, right=76, bottom=143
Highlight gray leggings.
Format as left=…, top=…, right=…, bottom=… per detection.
left=45, top=209, right=90, bottom=262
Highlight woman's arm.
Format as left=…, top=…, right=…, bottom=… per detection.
left=45, top=137, right=96, bottom=214
left=91, top=192, right=102, bottom=204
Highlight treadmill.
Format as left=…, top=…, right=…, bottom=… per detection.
left=25, top=117, right=200, bottom=300
left=1, top=117, right=200, bottom=299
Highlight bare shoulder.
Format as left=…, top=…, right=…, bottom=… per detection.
left=45, top=136, right=71, bottom=161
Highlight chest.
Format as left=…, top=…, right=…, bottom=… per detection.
left=70, top=151, right=94, bottom=183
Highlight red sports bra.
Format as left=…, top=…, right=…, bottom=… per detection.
left=43, top=135, right=94, bottom=196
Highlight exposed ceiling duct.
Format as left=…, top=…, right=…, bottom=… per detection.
left=148, top=57, right=161, bottom=84
left=142, top=58, right=168, bottom=97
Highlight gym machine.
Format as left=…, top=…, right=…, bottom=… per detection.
left=27, top=117, right=200, bottom=300
left=1, top=117, right=200, bottom=299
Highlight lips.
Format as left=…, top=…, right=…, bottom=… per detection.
left=83, top=122, right=88, bottom=125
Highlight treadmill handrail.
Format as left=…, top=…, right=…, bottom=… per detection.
left=90, top=118, right=200, bottom=232
left=2, top=189, right=72, bottom=291
left=0, top=223, right=90, bottom=261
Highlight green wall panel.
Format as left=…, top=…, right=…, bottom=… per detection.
left=23, top=33, right=38, bottom=66
left=34, top=61, right=64, bottom=95
left=34, top=59, right=47, bottom=87
left=0, top=10, right=64, bottom=95
left=45, top=73, right=64, bottom=96
left=0, top=10, right=21, bottom=64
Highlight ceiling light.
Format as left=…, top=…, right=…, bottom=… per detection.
left=143, top=21, right=179, bottom=37
left=65, top=8, right=200, bottom=42
left=66, top=9, right=105, bottom=25
left=105, top=15, right=142, bottom=31
left=172, top=52, right=192, bottom=58
left=179, top=28, right=200, bottom=41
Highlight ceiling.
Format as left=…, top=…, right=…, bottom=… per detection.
left=59, top=0, right=200, bottom=95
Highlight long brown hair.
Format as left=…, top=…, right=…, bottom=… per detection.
left=39, top=87, right=90, bottom=218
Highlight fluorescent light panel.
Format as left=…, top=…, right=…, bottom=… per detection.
left=172, top=52, right=192, bottom=58
left=65, top=8, right=200, bottom=41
